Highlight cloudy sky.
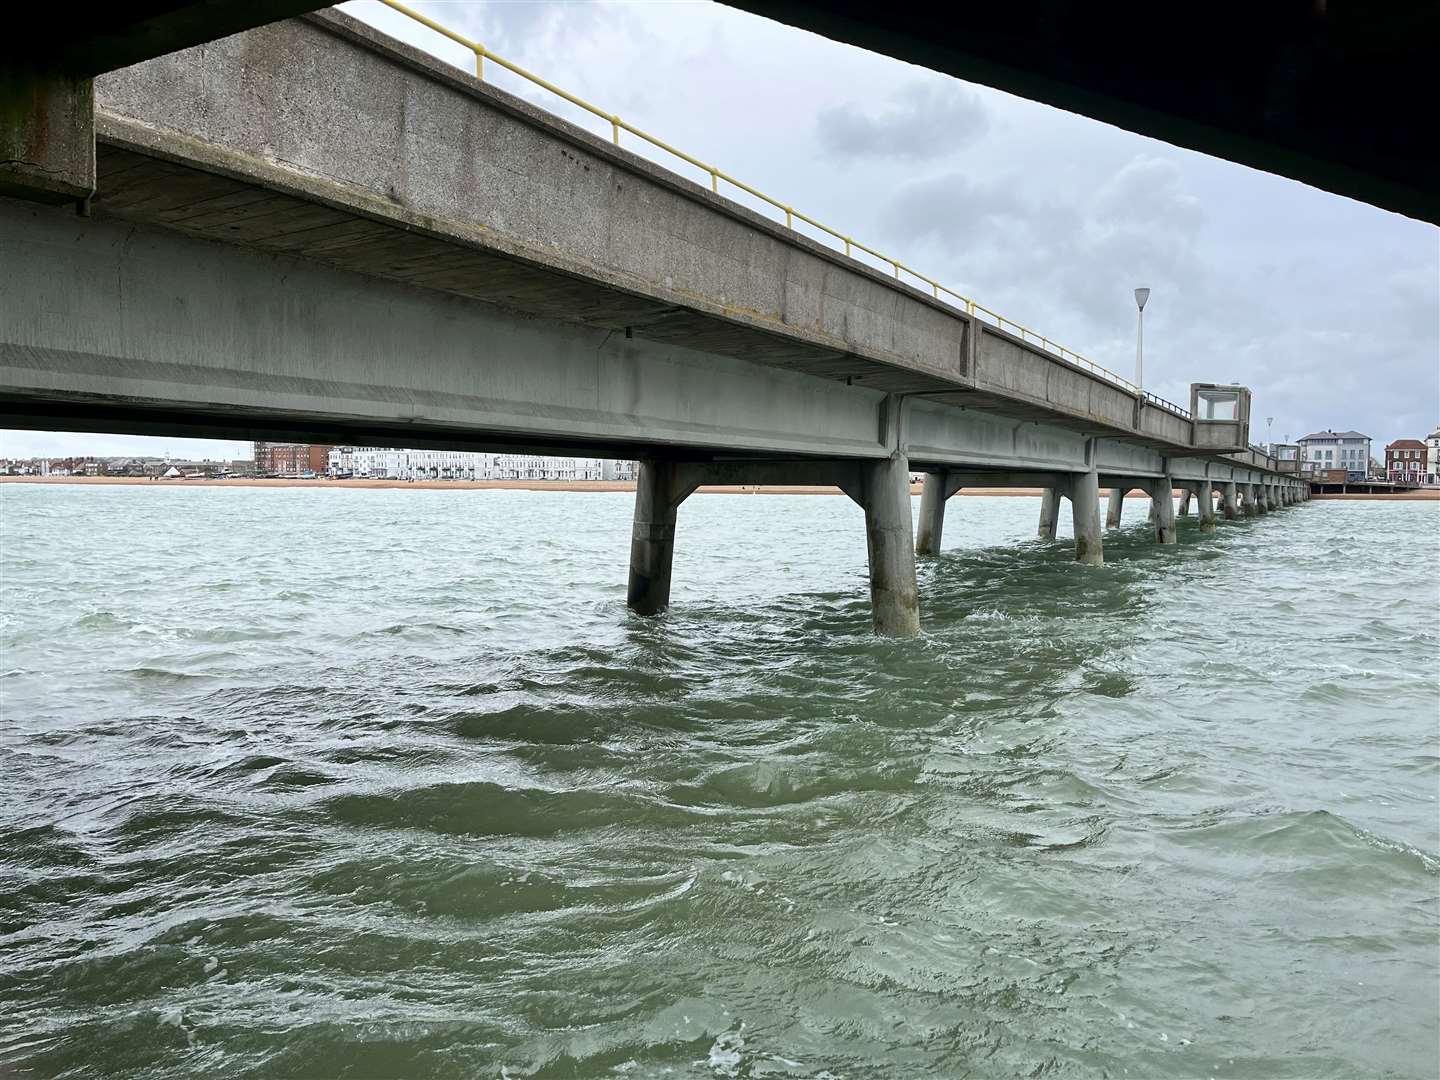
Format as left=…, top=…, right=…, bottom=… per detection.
left=3, top=0, right=1435, bottom=460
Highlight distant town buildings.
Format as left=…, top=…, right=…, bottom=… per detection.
left=1385, top=439, right=1429, bottom=486
left=327, top=445, right=635, bottom=483
left=1297, top=430, right=1372, bottom=484
left=1426, top=427, right=1440, bottom=487
left=0, top=456, right=248, bottom=478
left=253, top=442, right=332, bottom=477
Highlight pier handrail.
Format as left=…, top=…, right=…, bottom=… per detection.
left=370, top=0, right=1192, bottom=419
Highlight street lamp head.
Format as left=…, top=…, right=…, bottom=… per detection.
left=1134, top=287, right=1150, bottom=311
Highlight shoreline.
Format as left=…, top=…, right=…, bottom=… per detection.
left=3, top=475, right=1435, bottom=500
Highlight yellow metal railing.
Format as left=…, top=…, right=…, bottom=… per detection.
left=371, top=0, right=1155, bottom=402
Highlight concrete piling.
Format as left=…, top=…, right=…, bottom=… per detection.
left=863, top=453, right=921, bottom=638
left=1038, top=486, right=1061, bottom=540
left=1223, top=481, right=1238, bottom=520
left=1154, top=479, right=1178, bottom=544
left=1105, top=488, right=1125, bottom=529
left=1071, top=469, right=1103, bottom=565
left=1253, top=483, right=1268, bottom=515
left=1198, top=483, right=1217, bottom=533
left=1177, top=488, right=1192, bottom=517
left=627, top=460, right=680, bottom=616
left=915, top=471, right=951, bottom=557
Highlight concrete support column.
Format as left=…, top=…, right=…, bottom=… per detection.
left=1153, top=479, right=1178, bottom=544
left=1071, top=470, right=1103, bottom=565
left=0, top=70, right=95, bottom=206
left=1177, top=487, right=1192, bottom=516
left=1038, top=486, right=1061, bottom=540
left=915, top=471, right=954, bottom=557
left=1254, top=483, right=1268, bottom=515
left=1197, top=483, right=1217, bottom=533
left=1105, top=488, right=1125, bottom=529
left=1223, top=481, right=1238, bottom=520
left=862, top=453, right=921, bottom=637
left=627, top=460, right=683, bottom=616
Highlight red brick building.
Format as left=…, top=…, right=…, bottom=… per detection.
left=253, top=442, right=332, bottom=477
left=1384, top=439, right=1427, bottom=485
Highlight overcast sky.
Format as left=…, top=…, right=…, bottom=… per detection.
left=3, top=0, right=1435, bottom=461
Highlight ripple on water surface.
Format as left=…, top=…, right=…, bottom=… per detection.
left=1, top=486, right=1437, bottom=1078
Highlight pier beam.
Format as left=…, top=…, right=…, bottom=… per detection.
left=1105, top=487, right=1125, bottom=529
left=1038, top=486, right=1061, bottom=540
left=1153, top=479, right=1178, bottom=544
left=1223, top=481, right=1238, bottom=519
left=862, top=453, right=921, bottom=637
left=628, top=460, right=683, bottom=616
left=915, top=470, right=961, bottom=557
left=1071, top=469, right=1103, bottom=565
left=1197, top=482, right=1217, bottom=533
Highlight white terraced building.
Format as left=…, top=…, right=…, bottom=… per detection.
left=332, top=447, right=625, bottom=482
left=1297, top=429, right=1371, bottom=483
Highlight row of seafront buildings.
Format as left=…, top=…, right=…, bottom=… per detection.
left=1285, top=427, right=1440, bottom=487
left=254, top=442, right=636, bottom=482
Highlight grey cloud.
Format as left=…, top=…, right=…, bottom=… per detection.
left=436, top=0, right=615, bottom=57
left=877, top=171, right=1030, bottom=249
left=816, top=83, right=987, bottom=160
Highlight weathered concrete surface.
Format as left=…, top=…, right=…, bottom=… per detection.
left=627, top=461, right=681, bottom=616
left=0, top=70, right=94, bottom=204
left=1071, top=469, right=1102, bottom=564
left=1198, top=483, right=1217, bottom=532
left=1105, top=488, right=1124, bottom=529
left=1223, top=481, right=1239, bottom=519
left=1153, top=480, right=1178, bottom=544
left=915, top=471, right=961, bottom=557
left=1038, top=487, right=1061, bottom=540
left=861, top=453, right=921, bottom=637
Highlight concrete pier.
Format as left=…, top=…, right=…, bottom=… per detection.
left=1223, top=481, right=1239, bottom=520
left=1153, top=479, right=1178, bottom=544
left=627, top=460, right=682, bottom=616
left=1197, top=483, right=1217, bottom=532
left=1038, top=487, right=1061, bottom=541
left=862, top=454, right=922, bottom=637
left=1254, top=483, right=1268, bottom=515
left=915, top=470, right=960, bottom=557
left=1105, top=488, right=1125, bottom=529
left=1071, top=469, right=1103, bottom=565
left=0, top=9, right=1311, bottom=645
left=1177, top=488, right=1193, bottom=517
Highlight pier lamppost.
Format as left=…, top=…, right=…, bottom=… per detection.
left=1134, top=287, right=1150, bottom=390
